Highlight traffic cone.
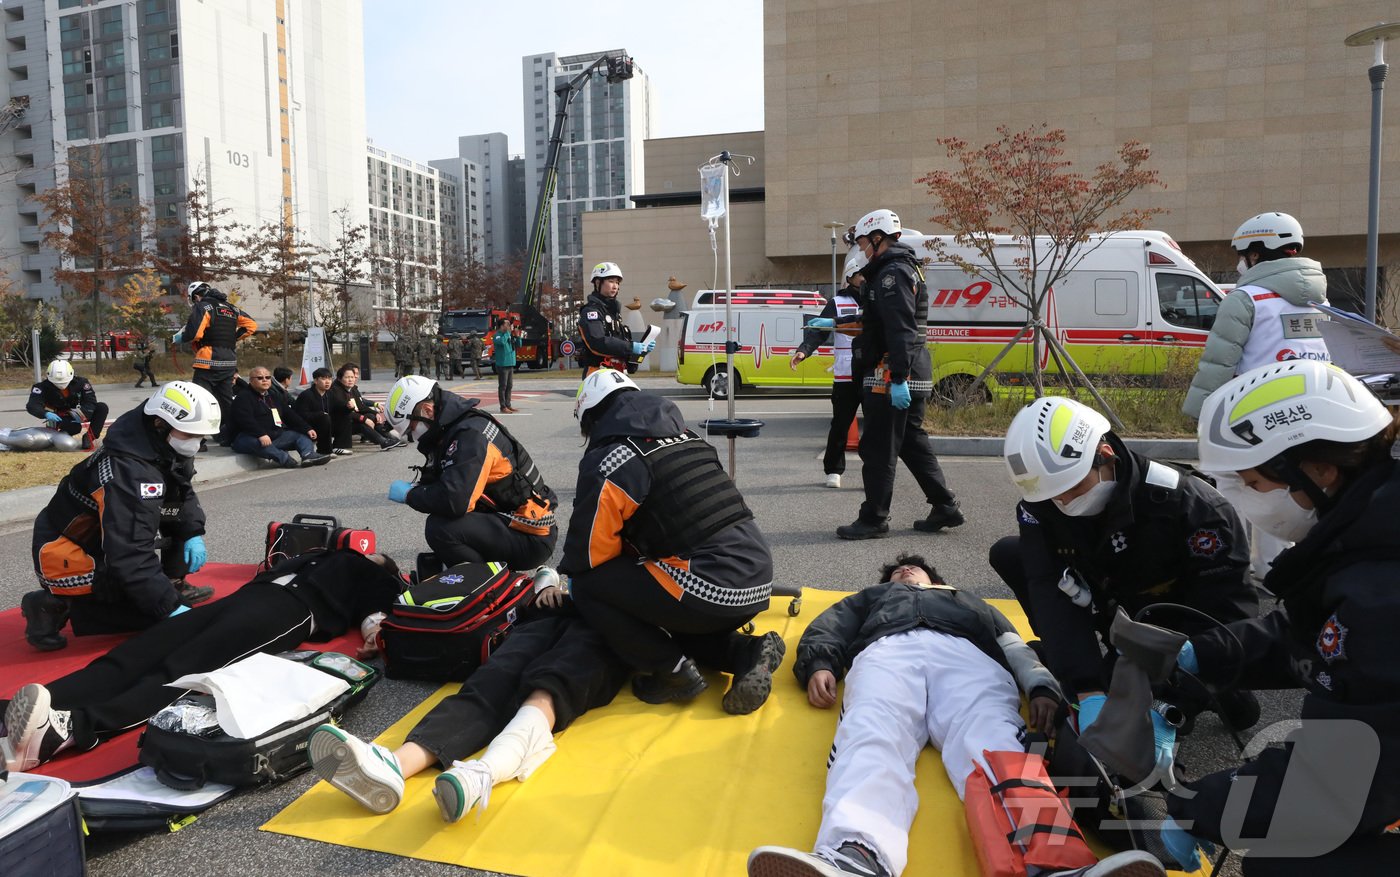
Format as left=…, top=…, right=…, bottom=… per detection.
left=845, top=416, right=861, bottom=451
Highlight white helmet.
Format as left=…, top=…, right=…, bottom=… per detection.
left=46, top=360, right=74, bottom=389
left=187, top=280, right=213, bottom=302
left=1231, top=212, right=1304, bottom=254
left=1003, top=396, right=1113, bottom=502
left=144, top=381, right=221, bottom=435
left=575, top=368, right=637, bottom=422
left=1197, top=361, right=1392, bottom=474
left=843, top=250, right=867, bottom=281
left=854, top=208, right=901, bottom=240
left=590, top=262, right=623, bottom=283
left=386, top=375, right=438, bottom=434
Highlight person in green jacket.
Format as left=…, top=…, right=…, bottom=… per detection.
left=492, top=317, right=521, bottom=413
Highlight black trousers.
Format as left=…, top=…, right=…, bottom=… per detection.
left=989, top=534, right=1039, bottom=630
left=822, top=380, right=862, bottom=476
left=424, top=511, right=555, bottom=570
left=569, top=555, right=762, bottom=674
left=134, top=364, right=156, bottom=387
left=53, top=403, right=109, bottom=441
left=45, top=584, right=314, bottom=749
left=301, top=411, right=333, bottom=454
left=404, top=614, right=629, bottom=767
left=497, top=367, right=514, bottom=408
left=857, top=388, right=954, bottom=523
left=191, top=368, right=235, bottom=443
left=330, top=411, right=391, bottom=450
left=63, top=527, right=189, bottom=636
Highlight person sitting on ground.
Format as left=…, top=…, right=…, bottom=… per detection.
left=268, top=365, right=298, bottom=407
left=384, top=375, right=558, bottom=571
left=28, top=360, right=109, bottom=451
left=23, top=382, right=222, bottom=651
left=329, top=362, right=404, bottom=453
left=307, top=578, right=629, bottom=823
left=747, top=554, right=1166, bottom=877
left=293, top=367, right=336, bottom=457
left=228, top=366, right=329, bottom=469
left=2, top=549, right=404, bottom=772
left=561, top=368, right=781, bottom=715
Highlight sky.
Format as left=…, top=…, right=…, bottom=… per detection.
left=362, top=0, right=766, bottom=163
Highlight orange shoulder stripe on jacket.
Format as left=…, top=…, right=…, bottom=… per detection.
left=589, top=479, right=639, bottom=568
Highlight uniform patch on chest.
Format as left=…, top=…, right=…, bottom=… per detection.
left=1186, top=528, right=1226, bottom=558
left=1317, top=613, right=1348, bottom=664
left=1110, top=531, right=1128, bottom=553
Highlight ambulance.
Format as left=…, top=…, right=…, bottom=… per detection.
left=907, top=230, right=1223, bottom=402
left=675, top=289, right=834, bottom=398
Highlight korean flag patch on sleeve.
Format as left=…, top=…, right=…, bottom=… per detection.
left=140, top=483, right=165, bottom=499
left=584, top=309, right=600, bottom=321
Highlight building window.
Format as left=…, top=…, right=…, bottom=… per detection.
left=104, top=107, right=127, bottom=134
left=65, top=112, right=88, bottom=140
left=147, top=99, right=177, bottom=128
left=153, top=168, right=177, bottom=197
left=150, top=133, right=178, bottom=164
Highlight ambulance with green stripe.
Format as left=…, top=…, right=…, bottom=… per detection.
left=675, top=289, right=835, bottom=398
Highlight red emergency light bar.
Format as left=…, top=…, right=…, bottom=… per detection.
left=694, top=289, right=827, bottom=307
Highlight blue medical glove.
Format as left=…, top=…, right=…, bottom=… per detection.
left=169, top=604, right=190, bottom=617
left=388, top=480, right=413, bottom=503
left=631, top=340, right=654, bottom=356
left=1178, top=641, right=1199, bottom=674
left=1151, top=708, right=1178, bottom=770
left=1076, top=694, right=1106, bottom=734
left=182, top=535, right=207, bottom=573
left=1160, top=816, right=1202, bottom=870
left=889, top=381, right=911, bottom=410
left=172, top=330, right=184, bottom=344
left=44, top=412, right=62, bottom=425
left=806, top=317, right=835, bottom=330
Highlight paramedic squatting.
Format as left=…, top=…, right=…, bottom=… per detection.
left=384, top=375, right=559, bottom=572
left=23, top=382, right=224, bottom=652
left=836, top=208, right=962, bottom=541
left=575, top=261, right=654, bottom=375
left=747, top=553, right=1167, bottom=877
left=27, top=359, right=108, bottom=451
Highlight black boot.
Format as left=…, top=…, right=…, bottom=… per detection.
left=722, top=632, right=786, bottom=715
left=171, top=578, right=215, bottom=606
left=913, top=502, right=965, bottom=532
left=632, top=658, right=708, bottom=704
left=836, top=518, right=890, bottom=540
left=21, top=590, right=69, bottom=652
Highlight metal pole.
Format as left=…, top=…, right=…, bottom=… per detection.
left=830, top=229, right=838, bottom=295
left=722, top=155, right=736, bottom=475
left=32, top=328, right=41, bottom=383
left=1366, top=52, right=1388, bottom=321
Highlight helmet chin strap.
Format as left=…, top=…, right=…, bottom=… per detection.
left=1263, top=455, right=1334, bottom=513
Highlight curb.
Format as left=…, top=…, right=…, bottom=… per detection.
left=933, top=436, right=1198, bottom=460
left=0, top=449, right=271, bottom=528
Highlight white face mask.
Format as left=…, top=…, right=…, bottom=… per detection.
left=167, top=434, right=202, bottom=457
left=1237, top=256, right=1250, bottom=275
left=405, top=420, right=426, bottom=442
left=1053, top=474, right=1117, bottom=517
left=1213, top=473, right=1318, bottom=543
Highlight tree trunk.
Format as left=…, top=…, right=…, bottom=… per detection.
left=966, top=321, right=1033, bottom=396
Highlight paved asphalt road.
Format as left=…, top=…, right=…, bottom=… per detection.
left=0, top=374, right=1285, bottom=876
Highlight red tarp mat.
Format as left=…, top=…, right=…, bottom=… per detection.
left=1, top=562, right=363, bottom=784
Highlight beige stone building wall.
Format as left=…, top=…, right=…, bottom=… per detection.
left=765, top=0, right=1400, bottom=266
left=642, top=131, right=766, bottom=194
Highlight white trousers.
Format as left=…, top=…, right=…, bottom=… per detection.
left=815, top=630, right=1025, bottom=877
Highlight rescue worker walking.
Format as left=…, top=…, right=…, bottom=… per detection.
left=384, top=375, right=558, bottom=571
left=576, top=262, right=652, bottom=375
left=792, top=252, right=865, bottom=489
left=990, top=395, right=1261, bottom=729
left=28, top=360, right=109, bottom=451
left=466, top=333, right=484, bottom=380
left=837, top=209, right=961, bottom=540
left=132, top=340, right=157, bottom=388
left=22, top=382, right=222, bottom=651
left=174, top=281, right=257, bottom=446
left=561, top=369, right=781, bottom=715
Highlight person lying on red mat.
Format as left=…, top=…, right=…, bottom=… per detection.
left=746, top=554, right=1167, bottom=877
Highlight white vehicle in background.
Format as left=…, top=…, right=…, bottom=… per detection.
left=676, top=289, right=833, bottom=398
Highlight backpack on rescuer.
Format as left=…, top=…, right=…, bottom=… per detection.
left=260, top=514, right=376, bottom=572
left=377, top=561, right=534, bottom=681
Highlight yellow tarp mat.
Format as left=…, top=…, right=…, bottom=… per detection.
left=262, top=593, right=1194, bottom=876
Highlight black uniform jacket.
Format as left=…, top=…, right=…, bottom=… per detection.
left=1179, top=458, right=1400, bottom=839
left=559, top=391, right=772, bottom=615
left=230, top=387, right=312, bottom=440
left=27, top=377, right=100, bottom=420
left=249, top=549, right=404, bottom=640
left=406, top=391, right=557, bottom=536
left=1016, top=434, right=1255, bottom=696
left=577, top=292, right=633, bottom=369
left=31, top=404, right=205, bottom=615
left=179, top=288, right=256, bottom=370
left=857, top=241, right=931, bottom=388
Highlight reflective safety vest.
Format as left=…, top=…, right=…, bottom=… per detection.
left=622, top=430, right=753, bottom=557
left=1237, top=286, right=1330, bottom=372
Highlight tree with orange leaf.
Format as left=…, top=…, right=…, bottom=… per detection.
left=113, top=266, right=173, bottom=345
left=918, top=125, right=1165, bottom=416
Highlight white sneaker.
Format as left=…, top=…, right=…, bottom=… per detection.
left=3, top=683, right=73, bottom=771
left=824, top=473, right=841, bottom=489
left=1044, top=851, right=1166, bottom=877
left=307, top=724, right=404, bottom=814
left=433, top=759, right=494, bottom=823
left=748, top=844, right=886, bottom=877
left=331, top=448, right=353, bottom=457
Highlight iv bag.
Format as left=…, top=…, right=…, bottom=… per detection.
left=700, top=162, right=726, bottom=222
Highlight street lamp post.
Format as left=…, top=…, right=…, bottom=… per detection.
left=1345, top=22, right=1400, bottom=321
left=823, top=220, right=845, bottom=297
